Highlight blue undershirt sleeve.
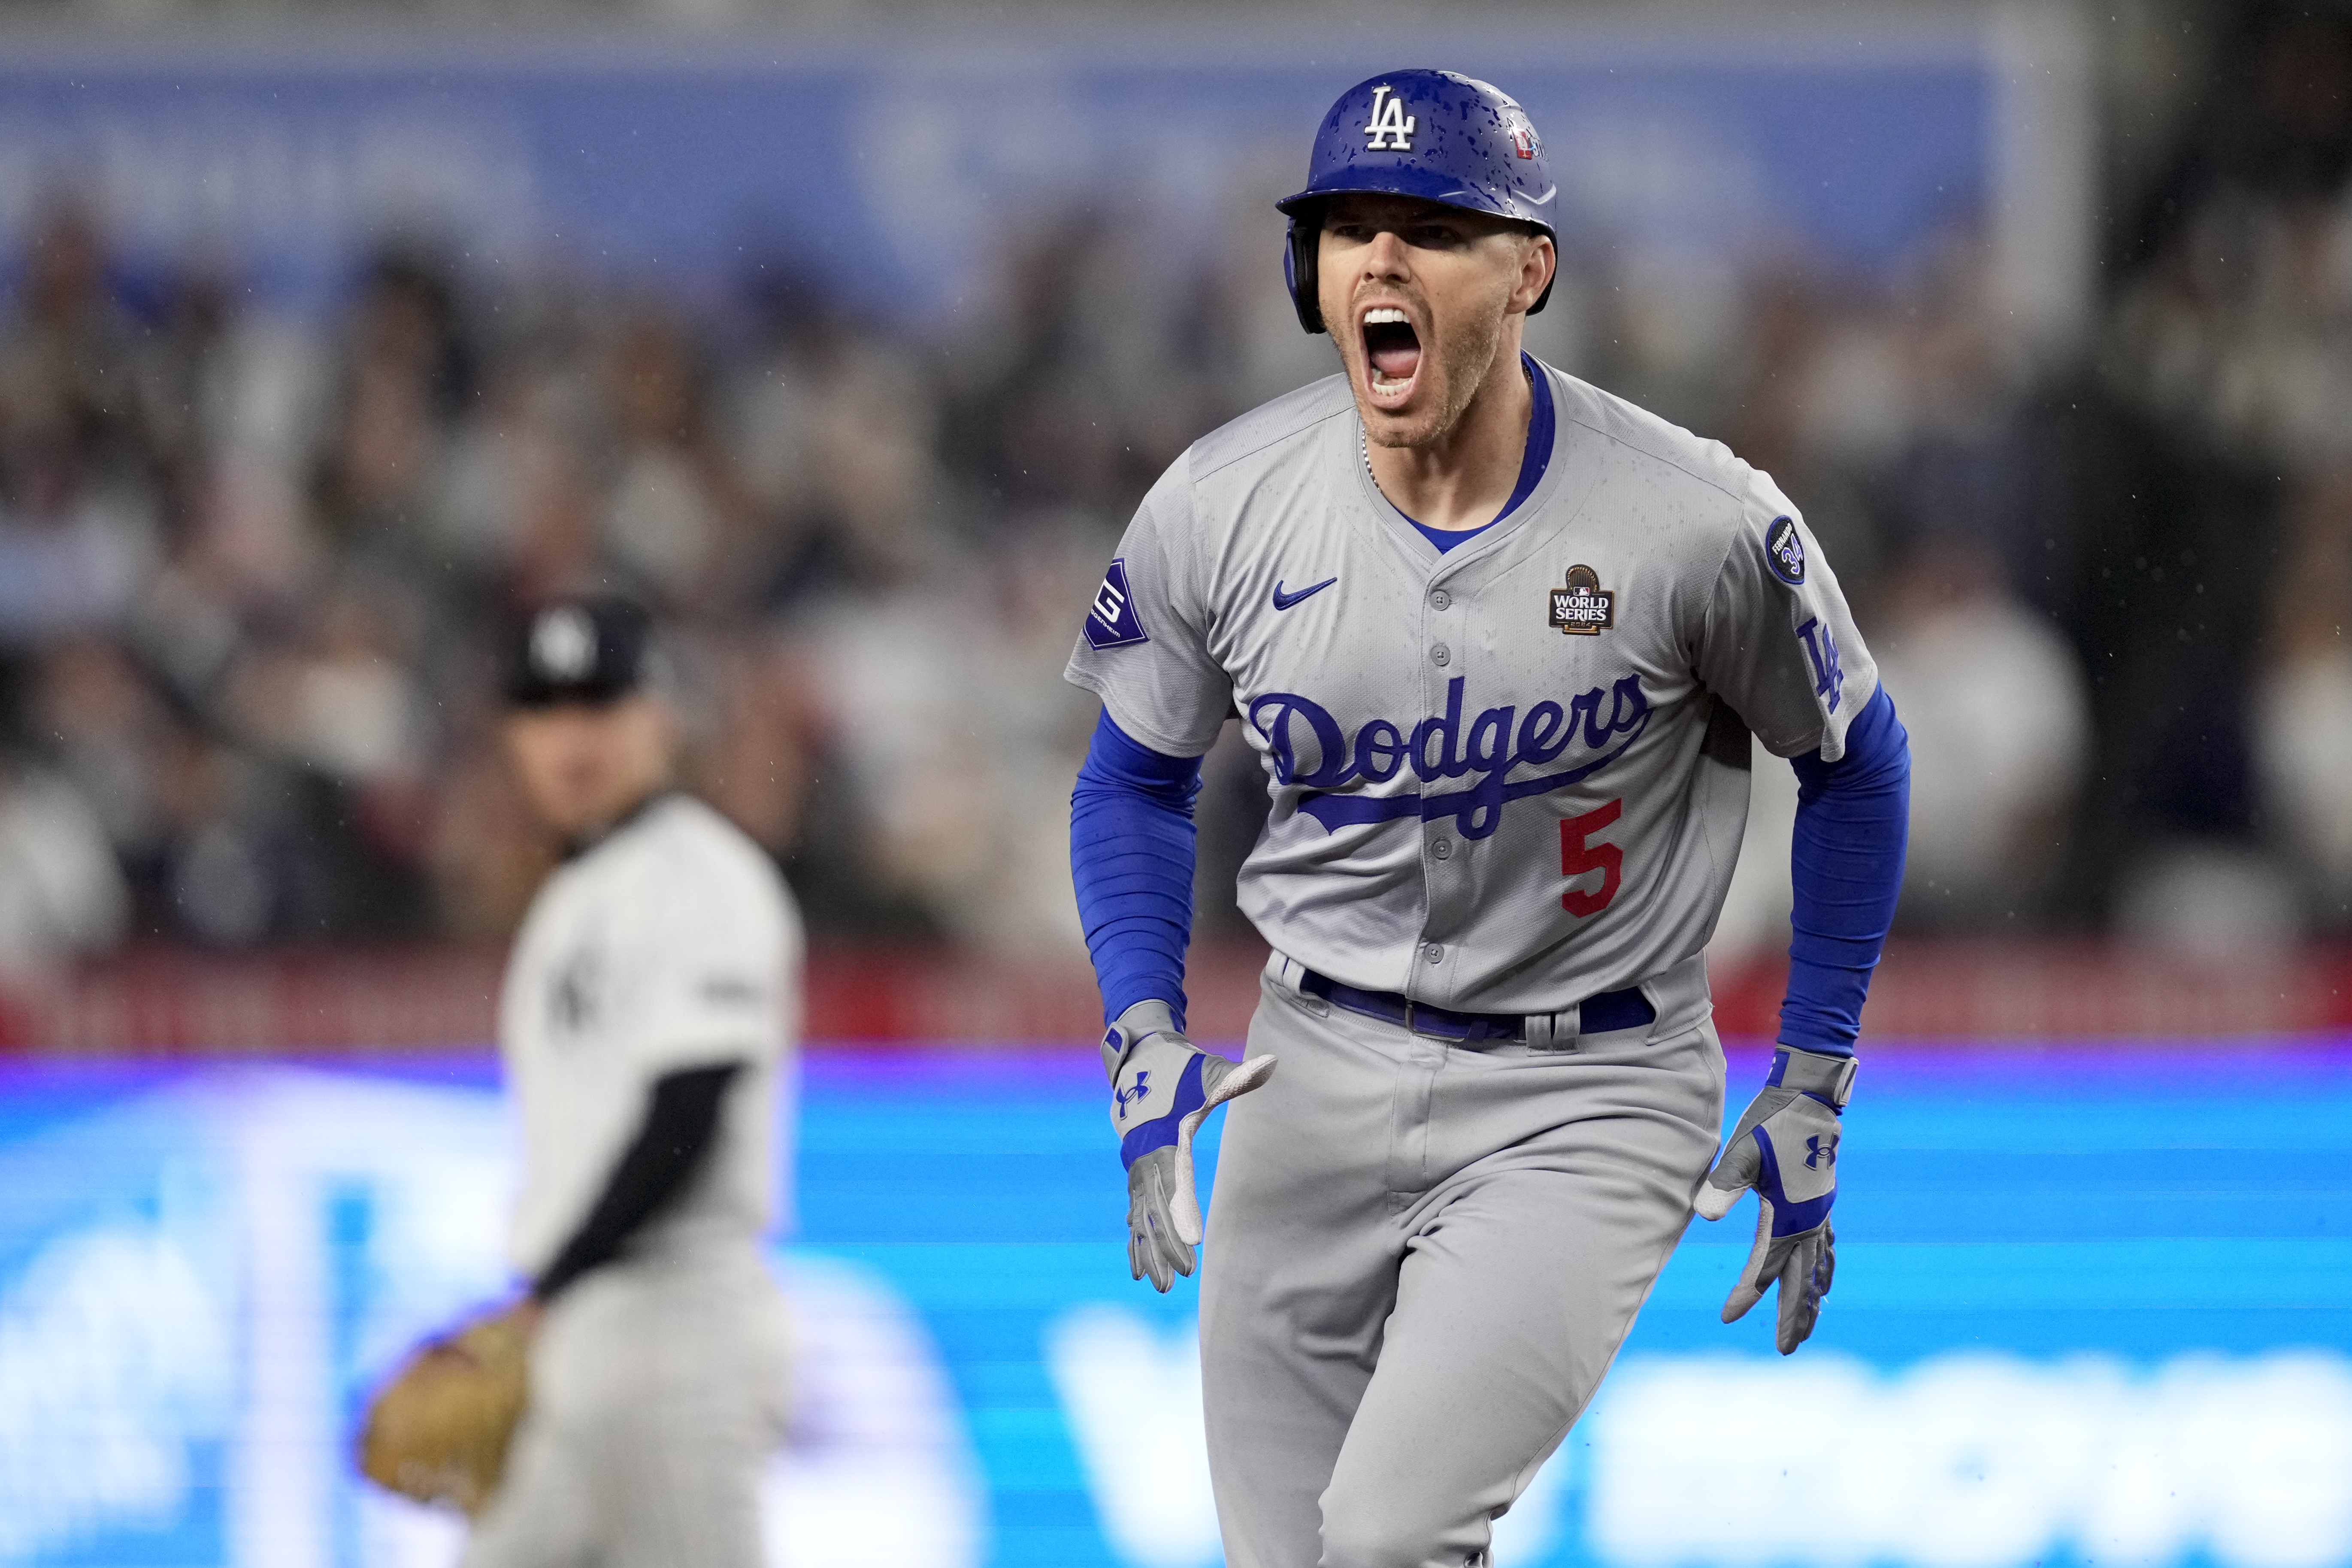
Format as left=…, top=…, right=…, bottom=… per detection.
left=1070, top=709, right=1205, bottom=1030
left=1778, top=683, right=1911, bottom=1056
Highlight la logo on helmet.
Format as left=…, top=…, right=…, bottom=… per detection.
left=1364, top=85, right=1416, bottom=151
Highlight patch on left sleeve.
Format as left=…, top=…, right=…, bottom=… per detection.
left=1765, top=516, right=1806, bottom=586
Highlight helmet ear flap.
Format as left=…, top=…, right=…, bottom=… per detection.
left=1284, top=217, right=1324, bottom=335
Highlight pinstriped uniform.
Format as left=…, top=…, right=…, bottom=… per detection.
left=465, top=796, right=799, bottom=1568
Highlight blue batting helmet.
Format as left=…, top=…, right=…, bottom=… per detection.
left=1277, top=69, right=1558, bottom=334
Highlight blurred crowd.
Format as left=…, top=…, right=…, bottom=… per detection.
left=0, top=209, right=1163, bottom=968
left=1, top=3, right=2349, bottom=974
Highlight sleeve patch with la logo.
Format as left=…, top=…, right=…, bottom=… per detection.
left=1547, top=565, right=1616, bottom=635
left=1796, top=615, right=1846, bottom=708
left=1364, top=85, right=1417, bottom=151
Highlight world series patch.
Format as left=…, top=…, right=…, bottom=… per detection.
left=1548, top=564, right=1615, bottom=636
left=1765, top=515, right=1806, bottom=586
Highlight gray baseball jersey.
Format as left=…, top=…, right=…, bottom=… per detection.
left=1065, top=360, right=1877, bottom=1012
left=500, top=793, right=802, bottom=1277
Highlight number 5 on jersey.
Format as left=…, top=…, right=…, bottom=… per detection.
left=1560, top=798, right=1623, bottom=916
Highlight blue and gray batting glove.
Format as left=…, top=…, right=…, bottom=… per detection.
left=1102, top=1001, right=1277, bottom=1292
left=1694, top=1045, right=1856, bottom=1354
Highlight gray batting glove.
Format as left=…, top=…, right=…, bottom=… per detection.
left=1102, top=1001, right=1277, bottom=1292
left=1694, top=1045, right=1856, bottom=1354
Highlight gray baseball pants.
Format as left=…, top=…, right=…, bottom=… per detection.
left=462, top=1246, right=789, bottom=1568
left=1199, top=953, right=1725, bottom=1568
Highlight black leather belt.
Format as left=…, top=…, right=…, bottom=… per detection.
left=1299, top=968, right=1656, bottom=1044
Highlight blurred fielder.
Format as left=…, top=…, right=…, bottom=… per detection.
left=461, top=593, right=797, bottom=1565
left=1067, top=71, right=1910, bottom=1567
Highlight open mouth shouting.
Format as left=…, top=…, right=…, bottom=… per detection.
left=1360, top=306, right=1422, bottom=404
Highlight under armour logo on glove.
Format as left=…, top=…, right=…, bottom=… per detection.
left=1805, top=1132, right=1837, bottom=1170
left=1112, top=1047, right=1207, bottom=1168
left=1114, top=1071, right=1152, bottom=1122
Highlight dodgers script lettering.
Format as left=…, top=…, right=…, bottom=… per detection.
left=1246, top=675, right=1651, bottom=841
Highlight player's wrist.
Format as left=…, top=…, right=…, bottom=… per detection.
left=1102, top=998, right=1188, bottom=1079
left=1769, top=1045, right=1857, bottom=1110
left=1114, top=998, right=1183, bottom=1039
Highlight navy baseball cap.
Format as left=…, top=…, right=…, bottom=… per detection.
left=500, top=594, right=656, bottom=708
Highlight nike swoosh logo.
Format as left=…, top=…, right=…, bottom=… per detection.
left=1272, top=576, right=1339, bottom=611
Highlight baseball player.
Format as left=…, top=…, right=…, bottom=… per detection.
left=466, top=593, right=798, bottom=1567
left=1066, top=71, right=1910, bottom=1567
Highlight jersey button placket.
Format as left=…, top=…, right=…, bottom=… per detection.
left=1425, top=588, right=1456, bottom=881
left=1418, top=582, right=1471, bottom=1009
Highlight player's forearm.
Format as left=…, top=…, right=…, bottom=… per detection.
left=1070, top=709, right=1205, bottom=1032
left=533, top=1059, right=745, bottom=1302
left=1778, top=684, right=1911, bottom=1055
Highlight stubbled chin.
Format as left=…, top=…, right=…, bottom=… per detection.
left=1359, top=377, right=1438, bottom=444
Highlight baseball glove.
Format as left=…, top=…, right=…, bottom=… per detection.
left=356, top=1303, right=532, bottom=1516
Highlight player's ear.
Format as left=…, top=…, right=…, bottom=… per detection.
left=1510, top=232, right=1557, bottom=317
left=1313, top=215, right=1355, bottom=340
